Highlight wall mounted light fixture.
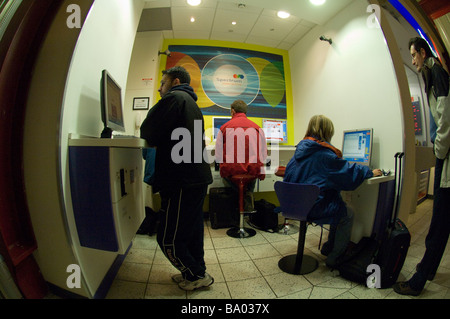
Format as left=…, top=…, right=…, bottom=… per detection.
left=158, top=49, right=171, bottom=57
left=319, top=36, right=333, bottom=45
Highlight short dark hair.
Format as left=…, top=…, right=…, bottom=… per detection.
left=163, top=66, right=191, bottom=84
left=408, top=37, right=434, bottom=58
left=231, top=100, right=248, bottom=114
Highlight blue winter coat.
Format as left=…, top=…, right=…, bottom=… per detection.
left=284, top=139, right=373, bottom=225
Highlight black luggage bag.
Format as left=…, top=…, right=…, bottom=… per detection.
left=338, top=152, right=410, bottom=288
left=249, top=199, right=279, bottom=233
left=375, top=218, right=410, bottom=288
left=209, top=187, right=239, bottom=229
left=137, top=207, right=160, bottom=236
left=337, top=236, right=379, bottom=284
left=374, top=152, right=410, bottom=288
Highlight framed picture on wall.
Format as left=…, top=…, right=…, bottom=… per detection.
left=133, top=97, right=149, bottom=110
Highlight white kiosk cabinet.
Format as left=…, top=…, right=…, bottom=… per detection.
left=69, top=136, right=146, bottom=254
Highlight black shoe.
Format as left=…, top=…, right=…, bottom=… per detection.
left=393, top=281, right=422, bottom=296
left=416, top=263, right=435, bottom=281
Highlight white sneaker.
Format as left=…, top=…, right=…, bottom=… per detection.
left=178, top=273, right=214, bottom=291
left=171, top=274, right=184, bottom=284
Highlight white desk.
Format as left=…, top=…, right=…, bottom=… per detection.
left=343, top=174, right=395, bottom=243
left=206, top=144, right=295, bottom=193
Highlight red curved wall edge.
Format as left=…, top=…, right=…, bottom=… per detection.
left=0, top=0, right=63, bottom=299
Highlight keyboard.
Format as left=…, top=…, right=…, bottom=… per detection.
left=112, top=135, right=139, bottom=139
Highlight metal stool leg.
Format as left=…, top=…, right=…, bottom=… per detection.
left=278, top=221, right=318, bottom=274
left=227, top=180, right=256, bottom=238
left=280, top=217, right=299, bottom=235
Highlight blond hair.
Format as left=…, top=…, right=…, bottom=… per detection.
left=304, top=115, right=335, bottom=143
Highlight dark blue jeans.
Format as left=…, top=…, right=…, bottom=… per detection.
left=326, top=207, right=354, bottom=266
left=410, top=158, right=450, bottom=290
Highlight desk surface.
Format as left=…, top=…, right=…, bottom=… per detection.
left=69, top=134, right=148, bottom=148
left=364, top=174, right=395, bottom=185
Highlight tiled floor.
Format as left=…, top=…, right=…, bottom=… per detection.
left=105, top=199, right=450, bottom=299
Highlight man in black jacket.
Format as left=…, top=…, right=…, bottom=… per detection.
left=394, top=37, right=450, bottom=296
left=140, top=66, right=213, bottom=291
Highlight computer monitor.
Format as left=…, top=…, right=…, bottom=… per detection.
left=212, top=117, right=231, bottom=141
left=341, top=128, right=373, bottom=167
left=100, top=69, right=125, bottom=138
left=262, top=119, right=287, bottom=143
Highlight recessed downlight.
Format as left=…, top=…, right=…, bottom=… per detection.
left=310, top=0, right=326, bottom=5
left=277, top=11, right=290, bottom=19
left=187, top=0, right=201, bottom=6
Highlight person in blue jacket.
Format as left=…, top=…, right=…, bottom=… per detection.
left=284, top=115, right=382, bottom=268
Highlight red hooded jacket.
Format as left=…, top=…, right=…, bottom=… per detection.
left=215, top=113, right=267, bottom=180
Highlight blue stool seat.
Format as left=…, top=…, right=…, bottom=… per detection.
left=274, top=181, right=320, bottom=275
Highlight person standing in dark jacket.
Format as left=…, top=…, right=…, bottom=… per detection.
left=140, top=66, right=213, bottom=291
left=393, top=37, right=450, bottom=296
left=284, top=115, right=382, bottom=268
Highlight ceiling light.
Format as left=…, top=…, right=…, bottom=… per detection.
left=277, top=11, right=290, bottom=19
left=232, top=21, right=237, bottom=25
left=187, top=0, right=201, bottom=6
left=190, top=17, right=195, bottom=23
left=310, top=0, right=326, bottom=5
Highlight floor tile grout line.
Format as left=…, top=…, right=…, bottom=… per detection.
left=110, top=199, right=449, bottom=299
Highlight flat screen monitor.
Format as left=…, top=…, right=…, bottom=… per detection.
left=100, top=69, right=125, bottom=138
left=341, top=128, right=373, bottom=167
left=262, top=119, right=287, bottom=143
left=212, top=116, right=231, bottom=141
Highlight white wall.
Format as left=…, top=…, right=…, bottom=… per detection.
left=289, top=0, right=403, bottom=171
left=124, top=31, right=164, bottom=136
left=59, top=0, right=145, bottom=297
left=124, top=31, right=165, bottom=208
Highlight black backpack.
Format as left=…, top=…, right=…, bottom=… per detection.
left=249, top=199, right=279, bottom=233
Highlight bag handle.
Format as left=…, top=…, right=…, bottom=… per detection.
left=392, top=152, right=404, bottom=227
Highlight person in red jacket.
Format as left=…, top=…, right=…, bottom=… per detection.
left=215, top=100, right=267, bottom=212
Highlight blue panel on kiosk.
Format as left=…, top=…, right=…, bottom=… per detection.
left=69, top=146, right=119, bottom=252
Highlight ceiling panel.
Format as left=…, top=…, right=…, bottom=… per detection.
left=211, top=9, right=260, bottom=34
left=171, top=7, right=216, bottom=31
left=249, top=11, right=300, bottom=41
left=142, top=0, right=355, bottom=50
left=210, top=30, right=248, bottom=43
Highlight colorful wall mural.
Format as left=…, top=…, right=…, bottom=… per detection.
left=165, top=45, right=287, bottom=119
